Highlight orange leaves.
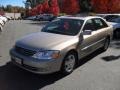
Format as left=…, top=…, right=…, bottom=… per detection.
left=61, top=0, right=80, bottom=14
left=28, top=0, right=60, bottom=16
left=42, top=0, right=49, bottom=13
left=49, top=0, right=60, bottom=16
left=36, top=4, right=43, bottom=14
left=91, top=0, right=108, bottom=13
left=109, top=0, right=120, bottom=13
left=91, top=0, right=120, bottom=13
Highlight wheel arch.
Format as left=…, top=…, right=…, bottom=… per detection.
left=64, top=49, right=79, bottom=65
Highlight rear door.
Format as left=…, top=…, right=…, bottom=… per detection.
left=79, top=18, right=109, bottom=57
left=92, top=18, right=109, bottom=48
left=79, top=19, right=97, bottom=57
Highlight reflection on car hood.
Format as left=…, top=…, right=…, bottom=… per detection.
left=16, top=32, right=76, bottom=50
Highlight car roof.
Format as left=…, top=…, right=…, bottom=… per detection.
left=97, top=14, right=120, bottom=16
left=58, top=15, right=102, bottom=21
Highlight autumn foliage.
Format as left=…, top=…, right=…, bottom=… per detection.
left=49, top=0, right=60, bottom=16
left=61, top=0, right=80, bottom=14
left=28, top=0, right=59, bottom=16
left=109, top=0, right=120, bottom=13
left=42, top=0, right=49, bottom=13
left=91, top=0, right=120, bottom=13
left=28, top=0, right=120, bottom=16
left=36, top=4, right=43, bottom=14
left=91, top=0, right=108, bottom=13
left=29, top=8, right=37, bottom=16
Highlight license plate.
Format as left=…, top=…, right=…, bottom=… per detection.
left=13, top=56, right=22, bottom=64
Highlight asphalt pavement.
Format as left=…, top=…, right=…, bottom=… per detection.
left=0, top=20, right=120, bottom=90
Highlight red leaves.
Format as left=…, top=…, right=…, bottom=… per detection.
left=28, top=0, right=120, bottom=16
left=28, top=0, right=60, bottom=16
left=49, top=0, right=60, bottom=16
left=91, top=0, right=120, bottom=13
left=42, top=0, right=49, bottom=13
left=91, top=0, right=108, bottom=13
left=61, top=0, right=80, bottom=14
left=109, top=0, right=120, bottom=13
left=28, top=8, right=37, bottom=16
left=36, top=4, right=43, bottom=14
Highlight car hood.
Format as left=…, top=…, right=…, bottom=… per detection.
left=16, top=32, right=77, bottom=50
left=0, top=17, right=7, bottom=21
left=0, top=20, right=4, bottom=25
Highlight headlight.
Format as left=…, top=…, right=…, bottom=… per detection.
left=32, top=50, right=60, bottom=59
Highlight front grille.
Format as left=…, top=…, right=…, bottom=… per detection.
left=15, top=46, right=36, bottom=56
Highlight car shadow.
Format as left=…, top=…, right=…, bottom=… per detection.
left=77, top=49, right=104, bottom=68
left=0, top=49, right=104, bottom=90
left=102, top=55, right=120, bottom=62
left=0, top=62, right=66, bottom=90
left=101, top=39, right=120, bottom=62
left=109, top=39, right=120, bottom=49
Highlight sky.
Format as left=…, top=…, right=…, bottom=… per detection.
left=0, top=0, right=25, bottom=7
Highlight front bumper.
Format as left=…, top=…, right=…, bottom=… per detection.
left=10, top=49, right=62, bottom=74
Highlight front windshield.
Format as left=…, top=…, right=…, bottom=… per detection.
left=41, top=18, right=84, bottom=36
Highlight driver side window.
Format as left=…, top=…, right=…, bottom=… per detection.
left=83, top=19, right=95, bottom=31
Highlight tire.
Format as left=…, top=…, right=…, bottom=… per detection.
left=115, top=30, right=120, bottom=39
left=114, top=29, right=120, bottom=39
left=61, top=52, right=77, bottom=75
left=102, top=37, right=110, bottom=51
left=0, top=24, right=2, bottom=32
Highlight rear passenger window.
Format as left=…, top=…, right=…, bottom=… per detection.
left=93, top=18, right=108, bottom=30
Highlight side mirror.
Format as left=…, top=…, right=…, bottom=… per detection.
left=83, top=30, right=92, bottom=35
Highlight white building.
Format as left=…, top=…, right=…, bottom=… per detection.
left=5, top=13, right=21, bottom=19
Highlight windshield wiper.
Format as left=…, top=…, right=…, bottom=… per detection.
left=42, top=29, right=74, bottom=35
left=45, top=30, right=68, bottom=35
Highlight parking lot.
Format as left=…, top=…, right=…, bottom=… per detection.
left=0, top=20, right=120, bottom=90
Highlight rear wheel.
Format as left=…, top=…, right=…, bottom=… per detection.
left=0, top=24, right=2, bottom=32
left=102, top=37, right=110, bottom=51
left=61, top=52, right=77, bottom=75
left=115, top=29, right=120, bottom=39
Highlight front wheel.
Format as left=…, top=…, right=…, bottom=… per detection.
left=61, top=52, right=77, bottom=75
